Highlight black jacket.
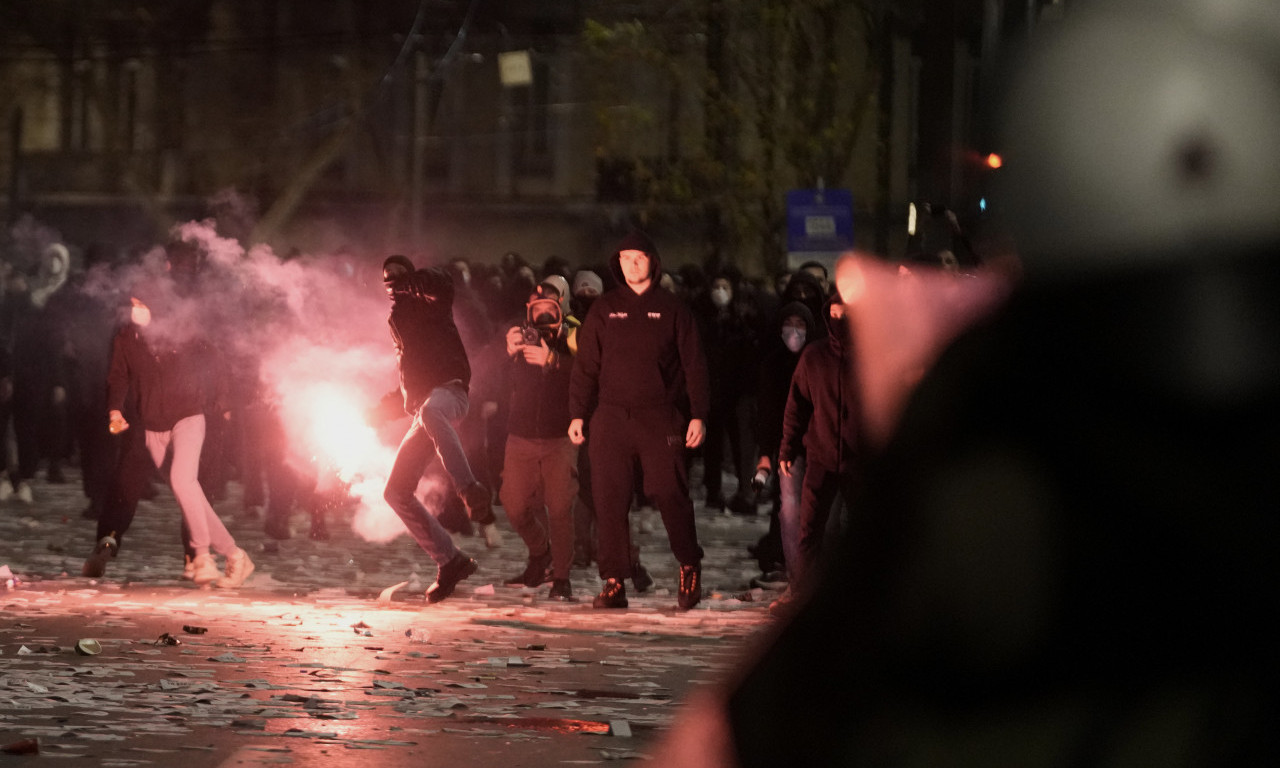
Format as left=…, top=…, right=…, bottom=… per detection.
left=505, top=327, right=575, bottom=439
left=106, top=324, right=223, bottom=432
left=779, top=300, right=858, bottom=473
left=569, top=237, right=709, bottom=421
left=387, top=266, right=471, bottom=413
left=755, top=302, right=818, bottom=462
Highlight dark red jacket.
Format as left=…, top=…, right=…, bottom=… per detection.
left=779, top=302, right=858, bottom=473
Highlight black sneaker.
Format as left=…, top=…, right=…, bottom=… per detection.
left=592, top=578, right=628, bottom=609
left=427, top=553, right=478, bottom=603
left=548, top=578, right=572, bottom=601
left=264, top=517, right=291, bottom=540
left=750, top=570, right=789, bottom=590
left=631, top=562, right=654, bottom=593
left=677, top=564, right=701, bottom=610
left=504, top=549, right=552, bottom=588
left=461, top=483, right=496, bottom=525
left=81, top=536, right=117, bottom=578
left=727, top=491, right=756, bottom=516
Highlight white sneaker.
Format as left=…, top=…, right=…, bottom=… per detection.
left=482, top=523, right=502, bottom=549
left=182, top=555, right=195, bottom=581
left=190, top=553, right=221, bottom=585
left=216, top=548, right=255, bottom=589
left=0, top=480, right=12, bottom=502
left=15, top=481, right=33, bottom=504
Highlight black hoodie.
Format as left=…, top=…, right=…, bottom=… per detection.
left=755, top=302, right=818, bottom=462
left=569, top=232, right=710, bottom=420
left=387, top=266, right=471, bottom=413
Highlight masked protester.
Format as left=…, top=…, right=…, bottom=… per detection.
left=96, top=282, right=254, bottom=588
left=694, top=268, right=761, bottom=515
left=498, top=279, right=580, bottom=600
left=749, top=302, right=818, bottom=602
left=776, top=297, right=859, bottom=612
left=374, top=254, right=491, bottom=603
left=568, top=231, right=710, bottom=611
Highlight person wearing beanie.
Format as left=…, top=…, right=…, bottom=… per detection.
left=568, top=230, right=710, bottom=611
left=572, top=269, right=603, bottom=297
left=374, top=254, right=491, bottom=603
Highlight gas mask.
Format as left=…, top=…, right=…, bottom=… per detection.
left=525, top=285, right=564, bottom=338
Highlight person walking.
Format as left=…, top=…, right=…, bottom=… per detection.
left=776, top=298, right=859, bottom=607
left=101, top=283, right=254, bottom=588
left=568, top=231, right=710, bottom=610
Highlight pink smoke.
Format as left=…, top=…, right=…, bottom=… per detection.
left=836, top=253, right=1014, bottom=448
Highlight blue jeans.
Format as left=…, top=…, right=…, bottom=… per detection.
left=778, top=454, right=806, bottom=586
left=383, top=382, right=475, bottom=565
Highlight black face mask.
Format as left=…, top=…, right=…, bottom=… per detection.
left=572, top=294, right=596, bottom=318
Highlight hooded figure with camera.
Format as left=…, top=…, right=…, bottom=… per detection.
left=498, top=276, right=579, bottom=600
left=377, top=254, right=492, bottom=603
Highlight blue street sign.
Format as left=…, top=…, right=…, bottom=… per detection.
left=786, top=188, right=854, bottom=253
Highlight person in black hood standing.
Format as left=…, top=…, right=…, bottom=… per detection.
left=568, top=231, right=711, bottom=610
left=377, top=254, right=489, bottom=603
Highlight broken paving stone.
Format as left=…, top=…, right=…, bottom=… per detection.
left=75, top=638, right=103, bottom=655
left=230, top=717, right=267, bottom=730
left=181, top=625, right=208, bottom=634
left=609, top=720, right=633, bottom=738
left=600, top=748, right=650, bottom=761
left=207, top=652, right=247, bottom=663
left=282, top=729, right=339, bottom=739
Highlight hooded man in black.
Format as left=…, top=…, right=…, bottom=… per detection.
left=777, top=296, right=859, bottom=600
left=568, top=231, right=711, bottom=610
left=378, top=254, right=489, bottom=603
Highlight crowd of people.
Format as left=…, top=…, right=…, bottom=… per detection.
left=1, top=224, right=970, bottom=612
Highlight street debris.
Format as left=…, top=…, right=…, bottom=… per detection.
left=1, top=466, right=775, bottom=765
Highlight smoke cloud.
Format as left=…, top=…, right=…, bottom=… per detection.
left=60, top=209, right=436, bottom=544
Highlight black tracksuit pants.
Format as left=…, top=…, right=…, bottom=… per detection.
left=95, top=425, right=193, bottom=559
left=588, top=403, right=702, bottom=581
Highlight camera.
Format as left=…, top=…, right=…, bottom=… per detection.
left=751, top=467, right=770, bottom=492
left=518, top=326, right=542, bottom=346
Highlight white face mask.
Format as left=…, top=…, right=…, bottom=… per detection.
left=46, top=257, right=66, bottom=276
left=710, top=287, right=731, bottom=308
left=782, top=327, right=806, bottom=353
left=131, top=305, right=151, bottom=327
